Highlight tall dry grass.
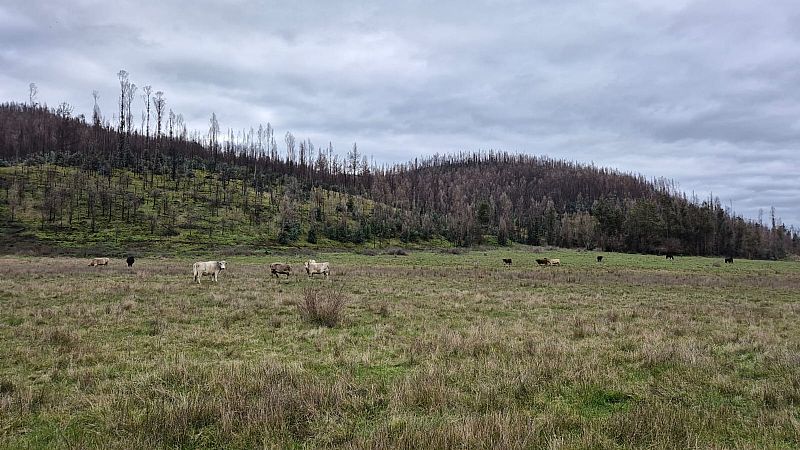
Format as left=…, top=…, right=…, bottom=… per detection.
left=297, top=287, right=348, bottom=327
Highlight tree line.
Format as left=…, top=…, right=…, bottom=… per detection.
left=0, top=75, right=797, bottom=258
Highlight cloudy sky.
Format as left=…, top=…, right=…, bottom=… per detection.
left=1, top=0, right=798, bottom=226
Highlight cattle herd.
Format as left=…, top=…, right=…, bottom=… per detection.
left=83, top=251, right=737, bottom=283
left=84, top=255, right=333, bottom=285
left=535, top=257, right=561, bottom=266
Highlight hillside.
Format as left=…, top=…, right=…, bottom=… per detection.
left=0, top=102, right=797, bottom=257
left=0, top=165, right=409, bottom=255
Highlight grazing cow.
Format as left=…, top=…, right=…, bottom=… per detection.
left=193, top=260, right=226, bottom=284
left=126, top=256, right=135, bottom=267
left=724, top=257, right=734, bottom=264
left=548, top=258, right=561, bottom=266
left=304, top=260, right=330, bottom=278
left=665, top=253, right=675, bottom=260
left=270, top=262, right=292, bottom=278
left=597, top=255, right=603, bottom=263
left=88, top=257, right=110, bottom=266
left=503, top=258, right=512, bottom=266
left=535, top=258, right=550, bottom=266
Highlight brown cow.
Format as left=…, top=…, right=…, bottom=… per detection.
left=88, top=257, right=110, bottom=266
left=270, top=262, right=292, bottom=278
left=535, top=258, right=550, bottom=266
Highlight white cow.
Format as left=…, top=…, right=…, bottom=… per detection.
left=304, top=260, right=330, bottom=278
left=193, top=260, right=226, bottom=284
left=88, top=257, right=110, bottom=266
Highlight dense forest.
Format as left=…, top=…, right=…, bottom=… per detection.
left=0, top=77, right=797, bottom=258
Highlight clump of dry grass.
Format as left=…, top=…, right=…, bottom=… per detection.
left=42, top=328, right=79, bottom=349
left=571, top=315, right=594, bottom=340
left=297, top=288, right=347, bottom=327
left=118, top=298, right=137, bottom=313
left=378, top=302, right=390, bottom=318
left=0, top=379, right=14, bottom=394
left=269, top=316, right=284, bottom=328
left=146, top=318, right=166, bottom=336
left=221, top=310, right=247, bottom=329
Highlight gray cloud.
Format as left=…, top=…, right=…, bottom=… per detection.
left=1, top=0, right=798, bottom=226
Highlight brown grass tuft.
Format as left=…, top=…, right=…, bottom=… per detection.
left=146, top=318, right=166, bottom=336
left=42, top=328, right=79, bottom=349
left=297, top=288, right=347, bottom=327
left=119, top=298, right=137, bottom=312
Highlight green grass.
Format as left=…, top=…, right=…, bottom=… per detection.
left=1, top=249, right=799, bottom=448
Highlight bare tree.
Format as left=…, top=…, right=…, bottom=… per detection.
left=29, top=83, right=38, bottom=107
left=285, top=131, right=296, bottom=165
left=91, top=90, right=102, bottom=128
left=141, top=85, right=152, bottom=139
left=209, top=112, right=220, bottom=166
left=348, top=142, right=360, bottom=184
left=56, top=102, right=73, bottom=118
left=153, top=91, right=165, bottom=138
left=168, top=109, right=175, bottom=139
left=176, top=113, right=186, bottom=140
left=256, top=124, right=265, bottom=158
left=267, top=123, right=276, bottom=161
left=117, top=70, right=129, bottom=137
left=125, top=83, right=137, bottom=137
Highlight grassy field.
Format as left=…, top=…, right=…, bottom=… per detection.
left=1, top=249, right=799, bottom=448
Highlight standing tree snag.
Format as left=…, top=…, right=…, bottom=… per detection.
left=116, top=70, right=129, bottom=168
left=29, top=83, right=38, bottom=107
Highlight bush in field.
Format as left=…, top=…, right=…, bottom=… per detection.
left=297, top=288, right=347, bottom=327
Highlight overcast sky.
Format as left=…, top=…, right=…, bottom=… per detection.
left=1, top=0, right=798, bottom=226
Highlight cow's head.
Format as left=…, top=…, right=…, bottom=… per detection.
left=219, top=261, right=227, bottom=270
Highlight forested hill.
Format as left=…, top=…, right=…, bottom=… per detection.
left=0, top=101, right=797, bottom=258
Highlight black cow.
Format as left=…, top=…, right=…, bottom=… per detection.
left=126, top=256, right=135, bottom=267
left=503, top=258, right=512, bottom=266
left=596, top=255, right=603, bottom=263
left=665, top=253, right=675, bottom=260
left=535, top=258, right=550, bottom=266
left=724, top=257, right=734, bottom=264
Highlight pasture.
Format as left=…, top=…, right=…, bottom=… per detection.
left=1, top=249, right=799, bottom=448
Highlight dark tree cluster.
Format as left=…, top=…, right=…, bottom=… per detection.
left=365, top=153, right=798, bottom=259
